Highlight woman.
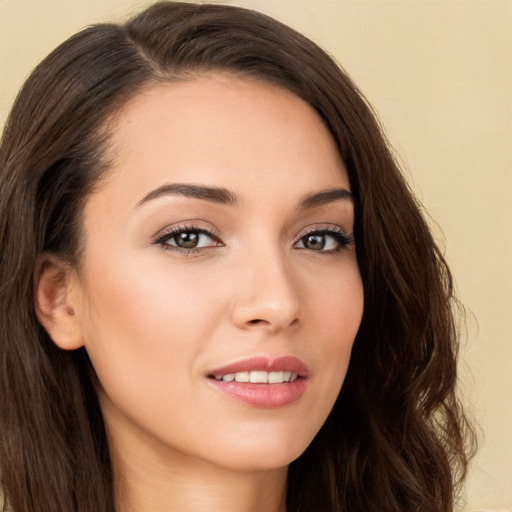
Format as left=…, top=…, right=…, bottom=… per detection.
left=0, top=2, right=474, bottom=511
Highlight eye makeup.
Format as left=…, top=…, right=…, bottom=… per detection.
left=151, top=221, right=354, bottom=258
left=153, top=223, right=223, bottom=255
left=294, top=224, right=354, bottom=254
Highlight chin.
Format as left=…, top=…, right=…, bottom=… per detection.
left=202, top=421, right=320, bottom=472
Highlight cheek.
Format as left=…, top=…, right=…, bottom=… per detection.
left=81, top=247, right=218, bottom=336
left=300, top=263, right=364, bottom=417
left=77, top=253, right=222, bottom=403
left=308, top=260, right=363, bottom=347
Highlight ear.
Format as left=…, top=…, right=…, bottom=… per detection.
left=34, top=254, right=85, bottom=350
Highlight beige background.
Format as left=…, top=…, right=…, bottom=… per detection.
left=1, top=1, right=510, bottom=510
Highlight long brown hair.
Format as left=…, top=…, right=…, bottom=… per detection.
left=0, top=2, right=475, bottom=511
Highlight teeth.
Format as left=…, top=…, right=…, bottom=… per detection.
left=217, top=371, right=298, bottom=383
left=234, top=372, right=250, bottom=383
left=250, top=371, right=268, bottom=383
left=268, top=371, right=284, bottom=383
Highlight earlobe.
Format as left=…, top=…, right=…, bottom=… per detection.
left=34, top=254, right=85, bottom=350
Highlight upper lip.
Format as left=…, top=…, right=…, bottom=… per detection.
left=208, top=356, right=309, bottom=379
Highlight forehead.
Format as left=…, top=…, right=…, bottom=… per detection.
left=99, top=73, right=348, bottom=204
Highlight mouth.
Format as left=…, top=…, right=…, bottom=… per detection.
left=210, top=370, right=299, bottom=383
left=207, top=355, right=308, bottom=382
left=206, top=356, right=309, bottom=408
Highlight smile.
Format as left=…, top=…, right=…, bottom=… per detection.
left=213, top=371, right=298, bottom=383
left=207, top=356, right=308, bottom=408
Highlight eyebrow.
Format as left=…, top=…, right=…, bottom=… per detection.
left=297, top=188, right=354, bottom=209
left=136, top=183, right=239, bottom=207
left=136, top=183, right=353, bottom=209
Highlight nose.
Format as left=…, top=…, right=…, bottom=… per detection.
left=230, top=250, right=301, bottom=333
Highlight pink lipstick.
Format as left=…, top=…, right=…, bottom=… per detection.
left=207, top=356, right=308, bottom=408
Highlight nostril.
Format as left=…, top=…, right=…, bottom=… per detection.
left=248, top=318, right=266, bottom=325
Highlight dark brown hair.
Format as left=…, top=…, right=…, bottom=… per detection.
left=0, top=2, right=474, bottom=511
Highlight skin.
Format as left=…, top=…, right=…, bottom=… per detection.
left=38, top=74, right=364, bottom=512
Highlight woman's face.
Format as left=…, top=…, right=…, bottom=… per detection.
left=71, top=74, right=363, bottom=471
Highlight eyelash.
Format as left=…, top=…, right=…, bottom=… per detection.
left=296, top=226, right=354, bottom=253
left=154, top=224, right=223, bottom=255
left=153, top=224, right=354, bottom=256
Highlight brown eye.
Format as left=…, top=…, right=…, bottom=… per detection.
left=303, top=234, right=326, bottom=250
left=173, top=231, right=201, bottom=249
left=156, top=228, right=220, bottom=251
left=295, top=229, right=352, bottom=252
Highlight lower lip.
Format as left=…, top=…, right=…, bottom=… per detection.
left=208, top=378, right=308, bottom=409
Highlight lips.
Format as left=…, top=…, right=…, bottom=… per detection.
left=208, top=356, right=308, bottom=379
left=207, top=356, right=309, bottom=408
